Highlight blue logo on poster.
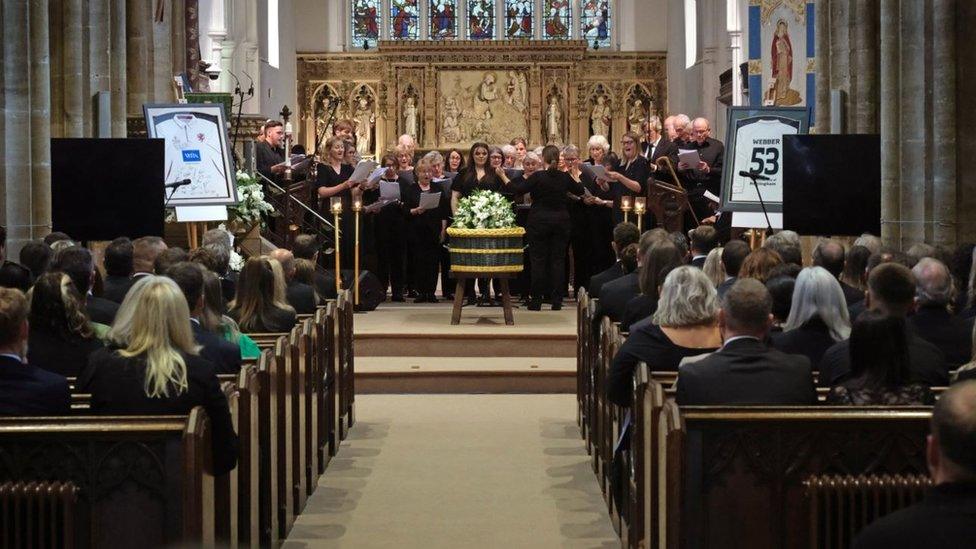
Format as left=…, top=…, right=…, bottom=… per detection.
left=182, top=149, right=202, bottom=162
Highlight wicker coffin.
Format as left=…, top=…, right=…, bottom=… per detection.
left=446, top=227, right=526, bottom=273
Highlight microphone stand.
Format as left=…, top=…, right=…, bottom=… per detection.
left=741, top=171, right=774, bottom=236
left=229, top=72, right=253, bottom=169
left=254, top=171, right=336, bottom=233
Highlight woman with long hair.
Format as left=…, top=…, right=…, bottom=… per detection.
left=26, top=272, right=103, bottom=377
left=81, top=276, right=239, bottom=475
left=605, top=131, right=650, bottom=224
left=444, top=149, right=465, bottom=175
left=620, top=239, right=685, bottom=332
left=227, top=257, right=297, bottom=333
left=771, top=266, right=851, bottom=365
left=826, top=310, right=932, bottom=405
left=316, top=136, right=363, bottom=270
left=508, top=145, right=584, bottom=310
left=452, top=142, right=505, bottom=305
left=200, top=269, right=260, bottom=360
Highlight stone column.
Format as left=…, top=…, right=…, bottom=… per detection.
left=110, top=0, right=128, bottom=136
left=208, top=0, right=228, bottom=92
left=89, top=0, right=110, bottom=122
left=898, top=0, right=926, bottom=247
left=30, top=0, right=52, bottom=239
left=851, top=0, right=878, bottom=133
left=879, top=0, right=900, bottom=247
left=63, top=0, right=85, bottom=137
left=126, top=0, right=149, bottom=114
left=814, top=0, right=830, bottom=132
left=4, top=1, right=32, bottom=253
left=931, top=0, right=956, bottom=247
left=152, top=0, right=173, bottom=100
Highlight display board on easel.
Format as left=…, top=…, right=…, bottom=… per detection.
left=144, top=103, right=239, bottom=246
left=719, top=106, right=810, bottom=228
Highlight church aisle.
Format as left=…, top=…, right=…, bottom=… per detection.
left=283, top=394, right=618, bottom=548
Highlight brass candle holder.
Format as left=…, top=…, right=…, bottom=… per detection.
left=352, top=199, right=362, bottom=306
left=331, top=197, right=343, bottom=294
left=621, top=195, right=633, bottom=224
left=634, top=197, right=646, bottom=232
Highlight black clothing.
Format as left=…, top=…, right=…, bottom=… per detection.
left=676, top=337, right=816, bottom=405
left=255, top=141, right=285, bottom=185
left=675, top=137, right=724, bottom=222
left=512, top=170, right=584, bottom=303
left=85, top=295, right=119, bottom=326
left=594, top=272, right=640, bottom=324
left=716, top=276, right=736, bottom=299
left=769, top=317, right=838, bottom=368
left=102, top=274, right=134, bottom=304
left=226, top=306, right=297, bottom=333
left=82, top=347, right=239, bottom=476
left=840, top=280, right=866, bottom=306
left=589, top=262, right=626, bottom=299
left=366, top=178, right=409, bottom=298
left=286, top=279, right=318, bottom=315
left=608, top=323, right=718, bottom=406
left=316, top=163, right=357, bottom=271
left=582, top=171, right=617, bottom=277
left=568, top=172, right=594, bottom=296
left=614, top=156, right=651, bottom=226
left=27, top=327, right=103, bottom=378
left=312, top=271, right=338, bottom=301
left=220, top=275, right=237, bottom=306
left=853, top=482, right=976, bottom=549
left=455, top=167, right=503, bottom=198
left=620, top=294, right=658, bottom=333
left=191, top=321, right=242, bottom=375
left=690, top=255, right=707, bottom=269
left=0, top=354, right=70, bottom=415
left=826, top=382, right=932, bottom=405
left=908, top=305, right=974, bottom=368
left=403, top=181, right=449, bottom=297
left=818, top=329, right=949, bottom=387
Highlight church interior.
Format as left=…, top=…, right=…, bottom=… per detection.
left=1, top=0, right=976, bottom=547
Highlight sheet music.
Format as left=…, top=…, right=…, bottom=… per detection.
left=366, top=167, right=387, bottom=186
left=582, top=163, right=609, bottom=180
left=418, top=192, right=442, bottom=210
left=350, top=159, right=379, bottom=182
left=703, top=190, right=721, bottom=204
left=678, top=149, right=702, bottom=167
left=379, top=181, right=401, bottom=202
left=433, top=177, right=453, bottom=193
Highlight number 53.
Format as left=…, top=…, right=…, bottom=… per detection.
left=750, top=147, right=779, bottom=175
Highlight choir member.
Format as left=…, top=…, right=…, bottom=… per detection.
left=332, top=119, right=355, bottom=141
left=255, top=120, right=285, bottom=186
left=606, top=131, right=650, bottom=225
left=502, top=144, right=517, bottom=168
left=676, top=117, right=725, bottom=224
left=369, top=153, right=408, bottom=301
left=316, top=136, right=362, bottom=271
left=404, top=157, right=449, bottom=303
left=453, top=142, right=504, bottom=305
left=445, top=149, right=465, bottom=177
left=510, top=137, right=527, bottom=169
left=564, top=144, right=594, bottom=298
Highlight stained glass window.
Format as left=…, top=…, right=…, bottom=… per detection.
left=467, top=0, right=495, bottom=39
left=429, top=0, right=458, bottom=39
left=580, top=0, right=611, bottom=48
left=542, top=0, right=571, bottom=39
left=504, top=0, right=534, bottom=39
left=351, top=0, right=380, bottom=44
left=390, top=0, right=420, bottom=40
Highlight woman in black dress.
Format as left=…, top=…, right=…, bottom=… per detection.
left=583, top=136, right=618, bottom=275
left=563, top=145, right=593, bottom=298
left=316, top=136, right=362, bottom=271
left=452, top=142, right=505, bottom=306
left=404, top=156, right=449, bottom=303
left=606, top=131, right=650, bottom=225
left=363, top=153, right=408, bottom=301
left=508, top=145, right=584, bottom=310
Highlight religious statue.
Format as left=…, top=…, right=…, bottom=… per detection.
left=590, top=95, right=611, bottom=138
left=403, top=96, right=418, bottom=139
left=504, top=70, right=528, bottom=113
left=546, top=95, right=562, bottom=143
left=767, top=19, right=802, bottom=106
left=441, top=96, right=462, bottom=143
left=354, top=97, right=374, bottom=157
left=628, top=99, right=646, bottom=135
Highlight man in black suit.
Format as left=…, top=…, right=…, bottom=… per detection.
left=19, top=240, right=50, bottom=283
left=50, top=246, right=119, bottom=326
left=717, top=239, right=750, bottom=299
left=588, top=222, right=640, bottom=298
left=813, top=239, right=865, bottom=305
left=688, top=225, right=718, bottom=269
left=593, top=229, right=663, bottom=325
left=0, top=287, right=70, bottom=415
left=131, top=236, right=167, bottom=280
left=101, top=237, right=134, bottom=304
left=165, top=262, right=242, bottom=375
left=853, top=380, right=976, bottom=549
left=820, top=262, right=949, bottom=387
left=269, top=249, right=318, bottom=314
left=909, top=258, right=974, bottom=368
left=676, top=278, right=816, bottom=405
left=675, top=117, right=724, bottom=224
left=642, top=116, right=676, bottom=183
left=292, top=234, right=338, bottom=301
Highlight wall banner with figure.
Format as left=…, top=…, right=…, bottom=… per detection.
left=720, top=106, right=809, bottom=214
left=748, top=0, right=815, bottom=120
left=143, top=103, right=239, bottom=207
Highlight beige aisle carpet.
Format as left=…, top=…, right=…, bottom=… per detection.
left=283, top=394, right=618, bottom=549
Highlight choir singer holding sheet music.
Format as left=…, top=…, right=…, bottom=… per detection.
left=316, top=136, right=364, bottom=271
left=676, top=117, right=725, bottom=225
left=404, top=156, right=449, bottom=303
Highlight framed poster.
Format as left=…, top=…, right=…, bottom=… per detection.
left=143, top=103, right=239, bottom=207
left=719, top=106, right=810, bottom=214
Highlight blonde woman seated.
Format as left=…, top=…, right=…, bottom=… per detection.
left=227, top=257, right=297, bottom=333
left=607, top=266, right=722, bottom=406
left=80, top=276, right=239, bottom=475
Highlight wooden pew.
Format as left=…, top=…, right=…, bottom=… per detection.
left=236, top=365, right=262, bottom=548
left=271, top=337, right=295, bottom=538
left=216, top=381, right=240, bottom=547
left=255, top=348, right=282, bottom=545
left=0, top=409, right=214, bottom=547
left=0, top=480, right=79, bottom=548
left=576, top=289, right=589, bottom=438
left=337, top=291, right=356, bottom=437
left=319, top=302, right=340, bottom=466
left=300, top=318, right=320, bottom=495
left=658, top=404, right=931, bottom=549
left=289, top=327, right=309, bottom=515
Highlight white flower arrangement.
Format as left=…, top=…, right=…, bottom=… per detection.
left=228, top=249, right=245, bottom=272
left=229, top=171, right=275, bottom=226
left=452, top=190, right=516, bottom=229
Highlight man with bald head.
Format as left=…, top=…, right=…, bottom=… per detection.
left=269, top=249, right=318, bottom=314
left=675, top=278, right=816, bottom=405
left=675, top=117, right=725, bottom=225
left=909, top=258, right=974, bottom=367
left=853, top=380, right=976, bottom=548
left=819, top=262, right=949, bottom=387
left=813, top=239, right=865, bottom=305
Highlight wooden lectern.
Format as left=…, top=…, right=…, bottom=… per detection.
left=647, top=157, right=698, bottom=232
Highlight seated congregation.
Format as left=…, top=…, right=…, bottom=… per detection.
left=580, top=223, right=976, bottom=548
left=0, top=225, right=354, bottom=546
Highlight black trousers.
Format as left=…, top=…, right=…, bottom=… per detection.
left=374, top=208, right=405, bottom=296
left=527, top=212, right=571, bottom=303
left=569, top=203, right=591, bottom=297
left=410, top=222, right=441, bottom=295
